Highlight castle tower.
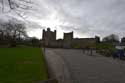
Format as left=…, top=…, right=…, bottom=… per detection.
left=63, top=31, right=73, bottom=48
left=42, top=28, right=56, bottom=47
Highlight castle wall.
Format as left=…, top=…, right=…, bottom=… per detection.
left=48, top=41, right=63, bottom=48
left=72, top=38, right=96, bottom=48
left=42, top=28, right=99, bottom=48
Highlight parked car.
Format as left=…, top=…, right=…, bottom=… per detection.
left=113, top=49, right=125, bottom=60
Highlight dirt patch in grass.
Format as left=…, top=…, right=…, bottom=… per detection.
left=16, top=61, right=33, bottom=64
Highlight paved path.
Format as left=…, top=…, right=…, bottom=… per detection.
left=45, top=48, right=125, bottom=83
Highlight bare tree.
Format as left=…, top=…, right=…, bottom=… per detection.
left=0, top=20, right=28, bottom=47
left=0, top=0, right=34, bottom=19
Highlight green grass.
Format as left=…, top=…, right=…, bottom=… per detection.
left=0, top=47, right=48, bottom=83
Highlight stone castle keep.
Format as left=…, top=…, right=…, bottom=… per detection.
left=42, top=28, right=100, bottom=48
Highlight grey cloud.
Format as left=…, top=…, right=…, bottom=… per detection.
left=1, top=0, right=125, bottom=38
left=36, top=0, right=125, bottom=38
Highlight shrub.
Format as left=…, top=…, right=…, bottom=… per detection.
left=96, top=43, right=115, bottom=57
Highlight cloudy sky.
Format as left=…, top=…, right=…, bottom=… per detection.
left=0, top=0, right=125, bottom=39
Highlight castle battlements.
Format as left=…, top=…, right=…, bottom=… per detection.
left=42, top=28, right=100, bottom=48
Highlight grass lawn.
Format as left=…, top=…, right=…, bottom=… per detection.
left=0, top=47, right=48, bottom=83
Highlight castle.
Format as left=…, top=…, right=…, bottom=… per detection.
left=41, top=28, right=100, bottom=48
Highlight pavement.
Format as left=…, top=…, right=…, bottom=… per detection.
left=44, top=48, right=125, bottom=83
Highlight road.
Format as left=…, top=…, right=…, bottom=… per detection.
left=44, top=48, right=125, bottom=83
